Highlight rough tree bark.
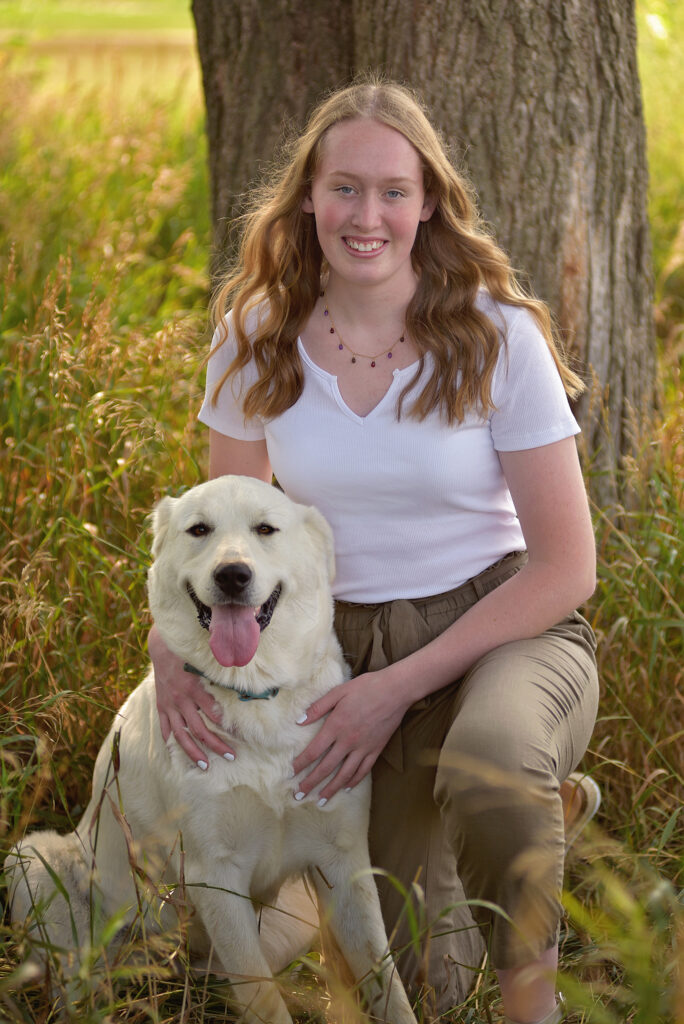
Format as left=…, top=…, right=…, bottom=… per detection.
left=192, top=0, right=655, bottom=503
left=191, top=2, right=353, bottom=263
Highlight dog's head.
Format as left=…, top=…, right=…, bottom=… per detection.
left=147, top=476, right=336, bottom=678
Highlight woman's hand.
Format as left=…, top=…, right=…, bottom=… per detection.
left=290, top=669, right=411, bottom=802
left=149, top=624, right=236, bottom=770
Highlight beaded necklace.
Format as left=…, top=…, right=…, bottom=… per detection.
left=322, top=296, right=405, bottom=367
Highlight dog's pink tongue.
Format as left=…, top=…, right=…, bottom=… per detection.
left=209, top=605, right=260, bottom=667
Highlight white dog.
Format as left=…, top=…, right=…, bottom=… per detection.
left=5, top=476, right=417, bottom=1024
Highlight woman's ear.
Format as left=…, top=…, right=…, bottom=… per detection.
left=302, top=194, right=314, bottom=214
left=420, top=193, right=438, bottom=222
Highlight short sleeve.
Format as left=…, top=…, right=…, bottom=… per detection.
left=197, top=311, right=265, bottom=441
left=489, top=306, right=580, bottom=451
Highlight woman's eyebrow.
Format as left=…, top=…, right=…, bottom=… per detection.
left=327, top=171, right=416, bottom=185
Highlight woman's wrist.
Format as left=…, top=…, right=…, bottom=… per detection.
left=382, top=640, right=468, bottom=710
left=148, top=623, right=165, bottom=661
left=376, top=660, right=426, bottom=716
left=148, top=624, right=182, bottom=680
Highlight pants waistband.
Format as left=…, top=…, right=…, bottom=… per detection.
left=334, top=550, right=529, bottom=617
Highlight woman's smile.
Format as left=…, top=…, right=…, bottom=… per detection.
left=344, top=236, right=387, bottom=254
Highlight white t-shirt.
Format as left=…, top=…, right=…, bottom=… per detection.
left=198, top=293, right=580, bottom=602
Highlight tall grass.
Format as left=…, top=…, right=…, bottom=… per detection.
left=1, top=15, right=683, bottom=1024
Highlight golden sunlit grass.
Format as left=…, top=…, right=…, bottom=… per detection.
left=1, top=17, right=683, bottom=1024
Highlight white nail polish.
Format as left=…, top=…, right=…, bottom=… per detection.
left=295, top=713, right=308, bottom=724
left=294, top=791, right=306, bottom=801
left=287, top=767, right=295, bottom=779
left=223, top=752, right=235, bottom=761
left=317, top=797, right=328, bottom=807
left=197, top=760, right=208, bottom=771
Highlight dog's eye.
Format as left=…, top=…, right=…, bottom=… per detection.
left=254, top=523, right=279, bottom=536
left=187, top=522, right=212, bottom=537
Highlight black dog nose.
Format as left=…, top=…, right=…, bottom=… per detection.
left=214, top=562, right=253, bottom=598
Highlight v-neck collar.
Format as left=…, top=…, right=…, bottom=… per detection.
left=297, top=337, right=422, bottom=424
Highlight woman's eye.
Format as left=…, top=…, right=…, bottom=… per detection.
left=255, top=523, right=279, bottom=536
left=187, top=522, right=211, bottom=537
left=386, top=189, right=404, bottom=199
left=336, top=185, right=355, bottom=195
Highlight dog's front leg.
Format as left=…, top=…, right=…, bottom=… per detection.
left=311, top=856, right=417, bottom=1024
left=191, top=877, right=294, bottom=1024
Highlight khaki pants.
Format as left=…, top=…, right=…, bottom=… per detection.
left=333, top=552, right=599, bottom=1011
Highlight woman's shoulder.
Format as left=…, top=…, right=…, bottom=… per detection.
left=212, top=296, right=271, bottom=350
left=475, top=290, right=553, bottom=371
left=206, top=300, right=270, bottom=388
left=470, top=289, right=571, bottom=410
left=474, top=288, right=532, bottom=337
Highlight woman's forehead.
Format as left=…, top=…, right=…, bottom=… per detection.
left=315, top=118, right=424, bottom=178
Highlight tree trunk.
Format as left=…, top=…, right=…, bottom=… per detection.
left=191, top=1, right=353, bottom=261
left=192, top=0, right=655, bottom=503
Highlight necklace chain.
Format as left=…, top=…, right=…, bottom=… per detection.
left=322, top=293, right=405, bottom=367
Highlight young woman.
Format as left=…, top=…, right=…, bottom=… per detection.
left=150, top=78, right=600, bottom=1024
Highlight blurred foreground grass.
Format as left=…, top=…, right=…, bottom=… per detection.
left=0, top=8, right=683, bottom=1023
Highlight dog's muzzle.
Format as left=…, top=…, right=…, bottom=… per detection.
left=186, top=582, right=282, bottom=633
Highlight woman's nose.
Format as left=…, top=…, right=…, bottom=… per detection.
left=351, top=193, right=381, bottom=230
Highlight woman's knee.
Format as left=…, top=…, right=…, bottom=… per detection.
left=436, top=691, right=557, bottom=785
left=433, top=637, right=593, bottom=809
left=433, top=709, right=561, bottom=858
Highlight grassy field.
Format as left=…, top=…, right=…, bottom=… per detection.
left=0, top=3, right=682, bottom=1023
left=0, top=0, right=194, bottom=34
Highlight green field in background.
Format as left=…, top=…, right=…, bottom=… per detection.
left=0, top=0, right=682, bottom=292
left=0, top=0, right=193, bottom=34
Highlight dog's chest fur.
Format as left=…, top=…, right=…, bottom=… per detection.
left=182, top=778, right=364, bottom=896
left=176, top=691, right=339, bottom=815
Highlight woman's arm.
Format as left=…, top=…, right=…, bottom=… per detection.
left=208, top=429, right=272, bottom=482
left=151, top=430, right=272, bottom=768
left=291, top=435, right=596, bottom=799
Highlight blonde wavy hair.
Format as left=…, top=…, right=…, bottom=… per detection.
left=210, top=76, right=583, bottom=424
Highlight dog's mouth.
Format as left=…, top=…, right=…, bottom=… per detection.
left=186, top=582, right=282, bottom=667
left=255, top=584, right=282, bottom=629
left=187, top=584, right=212, bottom=630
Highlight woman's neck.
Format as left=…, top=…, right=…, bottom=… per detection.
left=322, top=275, right=417, bottom=336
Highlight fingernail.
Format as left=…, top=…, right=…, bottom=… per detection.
left=317, top=797, right=328, bottom=807
left=287, top=767, right=295, bottom=779
left=344, top=787, right=352, bottom=792
left=295, top=713, right=308, bottom=724
left=223, top=752, right=235, bottom=762
left=197, top=760, right=208, bottom=771
left=294, top=791, right=306, bottom=801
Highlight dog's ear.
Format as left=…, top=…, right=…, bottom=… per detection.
left=302, top=505, right=336, bottom=582
left=151, top=495, right=176, bottom=557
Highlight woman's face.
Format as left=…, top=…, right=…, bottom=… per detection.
left=302, top=118, right=436, bottom=295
